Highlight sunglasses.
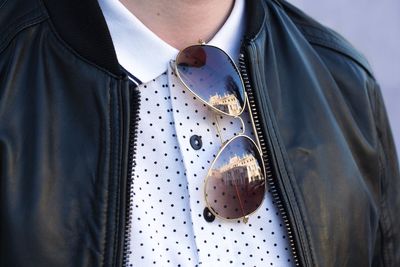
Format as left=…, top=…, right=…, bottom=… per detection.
left=174, top=44, right=266, bottom=223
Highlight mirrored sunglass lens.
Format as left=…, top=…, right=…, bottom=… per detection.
left=176, top=45, right=245, bottom=116
left=205, top=136, right=265, bottom=220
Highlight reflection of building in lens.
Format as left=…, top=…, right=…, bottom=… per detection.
left=210, top=154, right=263, bottom=185
left=209, top=93, right=241, bottom=115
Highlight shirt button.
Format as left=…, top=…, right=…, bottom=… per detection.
left=190, top=135, right=202, bottom=150
left=203, top=207, right=215, bottom=223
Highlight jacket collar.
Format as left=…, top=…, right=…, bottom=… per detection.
left=245, top=0, right=269, bottom=40
left=42, top=0, right=269, bottom=77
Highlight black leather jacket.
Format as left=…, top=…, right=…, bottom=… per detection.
left=1, top=0, right=399, bottom=266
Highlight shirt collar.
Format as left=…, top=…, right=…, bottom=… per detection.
left=99, top=0, right=246, bottom=83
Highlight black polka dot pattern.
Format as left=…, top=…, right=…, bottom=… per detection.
left=127, top=64, right=294, bottom=266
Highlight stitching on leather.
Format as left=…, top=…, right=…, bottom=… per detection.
left=305, top=34, right=365, bottom=66
left=295, top=24, right=373, bottom=77
left=1, top=0, right=120, bottom=79
left=113, top=83, right=122, bottom=267
left=246, top=0, right=268, bottom=41
left=0, top=0, right=9, bottom=10
left=366, top=80, right=393, bottom=266
left=308, top=35, right=372, bottom=74
left=374, top=84, right=394, bottom=266
left=273, top=0, right=373, bottom=77
left=46, top=24, right=119, bottom=79
left=0, top=8, right=40, bottom=38
left=103, top=81, right=111, bottom=267
left=372, top=83, right=386, bottom=265
left=0, top=7, right=48, bottom=54
left=293, top=20, right=357, bottom=53
left=378, top=143, right=394, bottom=267
left=43, top=17, right=121, bottom=79
left=253, top=42, right=317, bottom=267
left=307, top=37, right=374, bottom=79
left=378, top=220, right=389, bottom=267
left=276, top=1, right=366, bottom=63
left=296, top=22, right=352, bottom=48
left=0, top=0, right=47, bottom=47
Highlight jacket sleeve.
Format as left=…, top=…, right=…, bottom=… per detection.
left=372, top=81, right=400, bottom=266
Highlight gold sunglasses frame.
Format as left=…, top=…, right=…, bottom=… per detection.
left=174, top=44, right=266, bottom=223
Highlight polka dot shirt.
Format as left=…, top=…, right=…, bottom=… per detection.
left=127, top=63, right=295, bottom=266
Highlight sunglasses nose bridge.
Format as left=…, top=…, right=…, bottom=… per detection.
left=236, top=116, right=246, bottom=135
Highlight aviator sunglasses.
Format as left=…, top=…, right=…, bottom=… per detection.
left=174, top=44, right=266, bottom=223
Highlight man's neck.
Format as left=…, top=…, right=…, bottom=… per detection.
left=119, top=0, right=235, bottom=50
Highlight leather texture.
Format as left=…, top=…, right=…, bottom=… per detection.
left=0, top=0, right=399, bottom=266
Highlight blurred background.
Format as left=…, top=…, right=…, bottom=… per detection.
left=286, top=0, right=400, bottom=160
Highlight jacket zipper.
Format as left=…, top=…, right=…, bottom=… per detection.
left=119, top=52, right=303, bottom=266
left=122, top=85, right=141, bottom=266
left=238, top=50, right=301, bottom=266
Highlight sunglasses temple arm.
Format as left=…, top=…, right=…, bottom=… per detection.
left=233, top=183, right=249, bottom=224
left=213, top=114, right=225, bottom=144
